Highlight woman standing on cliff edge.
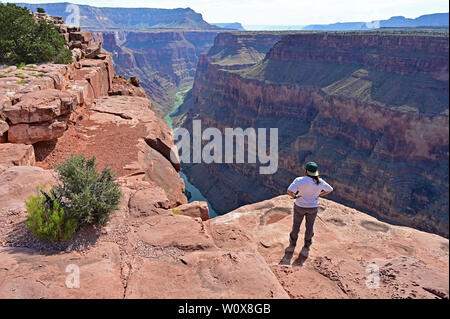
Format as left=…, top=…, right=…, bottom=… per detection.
left=286, top=162, right=333, bottom=256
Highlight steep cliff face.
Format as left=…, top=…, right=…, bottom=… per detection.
left=177, top=32, right=450, bottom=237
left=205, top=31, right=284, bottom=68
left=16, top=3, right=222, bottom=31
left=265, top=33, right=448, bottom=77
left=92, top=30, right=220, bottom=115
left=0, top=13, right=187, bottom=205
left=0, top=18, right=114, bottom=145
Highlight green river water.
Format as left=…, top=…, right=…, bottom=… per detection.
left=163, top=86, right=218, bottom=217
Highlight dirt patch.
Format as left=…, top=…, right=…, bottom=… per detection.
left=33, top=107, right=90, bottom=169
left=132, top=240, right=184, bottom=259
left=80, top=121, right=146, bottom=177
left=34, top=124, right=89, bottom=169
left=34, top=109, right=147, bottom=177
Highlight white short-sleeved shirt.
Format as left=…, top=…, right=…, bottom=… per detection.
left=287, top=176, right=333, bottom=208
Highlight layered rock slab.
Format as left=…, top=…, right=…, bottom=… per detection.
left=0, top=243, right=123, bottom=299
left=3, top=89, right=78, bottom=145
left=173, top=201, right=210, bottom=221
left=125, top=249, right=289, bottom=299
left=118, top=212, right=288, bottom=299
left=0, top=177, right=287, bottom=298
left=0, top=166, right=55, bottom=212
left=90, top=95, right=181, bottom=174
left=0, top=120, right=8, bottom=143
left=109, top=76, right=147, bottom=98
left=0, top=144, right=35, bottom=168
left=209, top=196, right=449, bottom=299
left=0, top=39, right=115, bottom=145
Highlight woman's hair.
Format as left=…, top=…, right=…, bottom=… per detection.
left=306, top=170, right=320, bottom=185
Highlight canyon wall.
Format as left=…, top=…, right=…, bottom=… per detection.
left=0, top=15, right=448, bottom=299
left=16, top=3, right=222, bottom=30
left=177, top=32, right=450, bottom=237
left=18, top=4, right=227, bottom=116
left=303, top=12, right=449, bottom=31
left=92, top=30, right=220, bottom=115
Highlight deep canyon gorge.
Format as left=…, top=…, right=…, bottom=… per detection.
left=19, top=6, right=449, bottom=238
left=0, top=3, right=448, bottom=299
left=92, top=30, right=220, bottom=115
left=173, top=31, right=449, bottom=237
left=90, top=28, right=449, bottom=237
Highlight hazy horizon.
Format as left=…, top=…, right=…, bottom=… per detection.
left=5, top=0, right=449, bottom=26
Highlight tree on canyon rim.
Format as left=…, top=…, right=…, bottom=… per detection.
left=0, top=3, right=72, bottom=65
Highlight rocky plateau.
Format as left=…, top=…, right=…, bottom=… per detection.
left=0, top=15, right=448, bottom=300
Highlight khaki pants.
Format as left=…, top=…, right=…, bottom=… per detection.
left=289, top=204, right=318, bottom=247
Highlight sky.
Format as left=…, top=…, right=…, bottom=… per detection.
left=6, top=0, right=450, bottom=25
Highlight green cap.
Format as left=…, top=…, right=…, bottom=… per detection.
left=306, top=162, right=319, bottom=176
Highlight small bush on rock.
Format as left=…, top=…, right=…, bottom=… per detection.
left=25, top=192, right=78, bottom=242
left=53, top=155, right=122, bottom=227
left=25, top=155, right=122, bottom=242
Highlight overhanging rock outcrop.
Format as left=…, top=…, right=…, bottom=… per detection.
left=0, top=12, right=185, bottom=201
left=0, top=13, right=115, bottom=145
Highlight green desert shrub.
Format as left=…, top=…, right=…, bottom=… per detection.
left=53, top=155, right=122, bottom=227
left=25, top=192, right=78, bottom=242
left=0, top=3, right=72, bottom=65
left=16, top=62, right=26, bottom=69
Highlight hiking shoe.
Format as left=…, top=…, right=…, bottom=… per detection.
left=299, top=246, right=310, bottom=258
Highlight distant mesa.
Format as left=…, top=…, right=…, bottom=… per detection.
left=15, top=2, right=226, bottom=30
left=211, top=22, right=245, bottom=30
left=303, top=12, right=449, bottom=31
left=244, top=25, right=305, bottom=31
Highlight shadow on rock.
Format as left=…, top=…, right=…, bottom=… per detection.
left=292, top=247, right=309, bottom=267
left=33, top=139, right=58, bottom=162
left=3, top=220, right=101, bottom=255
left=279, top=244, right=295, bottom=265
